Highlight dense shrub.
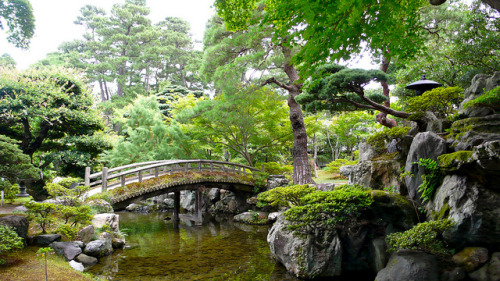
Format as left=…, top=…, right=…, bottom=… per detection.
left=257, top=184, right=317, bottom=208
left=386, top=219, right=454, bottom=256
left=284, top=184, right=373, bottom=233
left=0, top=225, right=24, bottom=264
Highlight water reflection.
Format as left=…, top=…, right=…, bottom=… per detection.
left=87, top=212, right=299, bottom=281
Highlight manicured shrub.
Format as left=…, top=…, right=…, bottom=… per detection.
left=257, top=184, right=317, bottom=208
left=463, top=85, right=500, bottom=110
left=406, top=86, right=463, bottom=120
left=0, top=225, right=24, bottom=264
left=366, top=126, right=410, bottom=152
left=325, top=158, right=357, bottom=177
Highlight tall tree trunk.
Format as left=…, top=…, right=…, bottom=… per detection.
left=376, top=55, right=397, bottom=128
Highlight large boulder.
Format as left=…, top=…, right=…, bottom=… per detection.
left=78, top=225, right=94, bottom=244
left=233, top=211, right=269, bottom=225
left=266, top=175, right=289, bottom=191
left=359, top=142, right=376, bottom=162
left=460, top=72, right=500, bottom=118
left=425, top=174, right=500, bottom=249
left=340, top=160, right=403, bottom=193
left=74, top=253, right=98, bottom=267
left=33, top=234, right=61, bottom=246
left=267, top=191, right=418, bottom=278
left=375, top=251, right=439, bottom=281
left=92, top=213, right=119, bottom=232
left=267, top=215, right=342, bottom=279
left=468, top=252, right=500, bottom=281
left=83, top=232, right=113, bottom=258
left=447, top=114, right=500, bottom=151
left=0, top=215, right=28, bottom=244
left=404, top=132, right=447, bottom=204
left=452, top=247, right=489, bottom=272
left=50, top=241, right=82, bottom=261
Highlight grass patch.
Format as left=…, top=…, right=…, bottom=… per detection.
left=0, top=246, right=97, bottom=281
left=314, top=169, right=348, bottom=185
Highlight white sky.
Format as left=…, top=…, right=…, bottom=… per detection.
left=0, top=0, right=215, bottom=69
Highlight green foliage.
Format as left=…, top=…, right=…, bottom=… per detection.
left=0, top=225, right=24, bottom=264
left=215, top=0, right=426, bottom=77
left=394, top=2, right=499, bottom=91
left=44, top=183, right=89, bottom=207
left=298, top=65, right=389, bottom=113
left=325, top=159, right=358, bottom=174
left=0, top=134, right=39, bottom=188
left=87, top=192, right=113, bottom=204
left=284, top=184, right=373, bottom=234
left=0, top=67, right=109, bottom=178
left=256, top=162, right=293, bottom=177
left=415, top=158, right=444, bottom=203
left=463, top=86, right=500, bottom=110
left=24, top=201, right=57, bottom=234
left=386, top=219, right=454, bottom=256
left=437, top=151, right=473, bottom=171
left=257, top=184, right=317, bottom=208
left=0, top=183, right=19, bottom=202
left=56, top=224, right=78, bottom=240
left=406, top=87, right=463, bottom=120
left=0, top=53, right=16, bottom=68
left=181, top=85, right=292, bottom=166
left=0, top=0, right=35, bottom=49
left=366, top=127, right=411, bottom=152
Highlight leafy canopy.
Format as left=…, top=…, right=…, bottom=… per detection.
left=0, top=0, right=35, bottom=49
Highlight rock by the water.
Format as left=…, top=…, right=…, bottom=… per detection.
left=452, top=247, right=489, bottom=272
left=50, top=241, right=82, bottom=261
left=267, top=215, right=342, bottom=279
left=210, top=191, right=249, bottom=214
left=33, top=234, right=62, bottom=246
left=92, top=213, right=119, bottom=232
left=426, top=175, right=500, bottom=249
left=74, top=253, right=98, bottom=267
left=69, top=260, right=84, bottom=271
left=78, top=225, right=94, bottom=244
left=208, top=188, right=221, bottom=202
left=375, top=251, right=439, bottom=281
left=246, top=196, right=258, bottom=205
left=404, top=132, right=447, bottom=203
left=233, top=211, right=269, bottom=225
left=266, top=175, right=289, bottom=191
left=83, top=232, right=113, bottom=257
left=440, top=267, right=467, bottom=281
left=268, top=212, right=280, bottom=222
left=125, top=203, right=141, bottom=212
left=112, top=238, right=126, bottom=249
left=0, top=215, right=28, bottom=244
left=86, top=199, right=113, bottom=214
left=163, top=198, right=174, bottom=208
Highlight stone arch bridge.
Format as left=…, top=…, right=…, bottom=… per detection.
left=84, top=160, right=263, bottom=221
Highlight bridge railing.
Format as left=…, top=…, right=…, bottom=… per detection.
left=84, top=159, right=263, bottom=193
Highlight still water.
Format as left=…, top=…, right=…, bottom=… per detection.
left=87, top=212, right=300, bottom=280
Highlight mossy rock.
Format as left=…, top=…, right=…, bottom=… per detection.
left=437, top=151, right=473, bottom=172
left=366, top=190, right=418, bottom=231
left=447, top=114, right=500, bottom=150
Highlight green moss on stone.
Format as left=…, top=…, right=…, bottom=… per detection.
left=437, top=151, right=473, bottom=171
left=431, top=202, right=450, bottom=220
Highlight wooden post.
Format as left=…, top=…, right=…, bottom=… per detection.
left=173, top=191, right=180, bottom=223
left=121, top=175, right=125, bottom=187
left=210, top=162, right=213, bottom=172
left=199, top=160, right=202, bottom=171
left=85, top=167, right=91, bottom=186
left=102, top=167, right=108, bottom=192
left=185, top=163, right=189, bottom=172
left=155, top=167, right=159, bottom=178
left=1, top=190, right=4, bottom=207
left=138, top=171, right=143, bottom=182
left=195, top=189, right=202, bottom=215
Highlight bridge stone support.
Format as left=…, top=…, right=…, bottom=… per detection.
left=174, top=191, right=180, bottom=224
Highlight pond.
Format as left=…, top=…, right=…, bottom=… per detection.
left=87, top=212, right=300, bottom=280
